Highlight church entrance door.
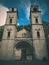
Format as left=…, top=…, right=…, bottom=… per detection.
left=21, top=48, right=26, bottom=60
left=16, top=41, right=33, bottom=60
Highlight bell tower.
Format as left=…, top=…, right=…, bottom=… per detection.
left=30, top=5, right=48, bottom=60
left=1, top=8, right=18, bottom=60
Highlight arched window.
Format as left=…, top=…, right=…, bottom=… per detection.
left=35, top=18, right=38, bottom=23
left=8, top=31, right=10, bottom=38
left=37, top=31, right=40, bottom=38
left=10, top=19, right=12, bottom=24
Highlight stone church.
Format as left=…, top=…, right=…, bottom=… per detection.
left=0, top=5, right=49, bottom=60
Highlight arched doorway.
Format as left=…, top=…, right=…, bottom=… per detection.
left=15, top=41, right=33, bottom=60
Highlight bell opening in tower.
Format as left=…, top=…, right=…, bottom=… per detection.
left=33, top=7, right=38, bottom=11
left=12, top=8, right=14, bottom=12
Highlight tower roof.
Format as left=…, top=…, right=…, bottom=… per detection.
left=7, top=8, right=18, bottom=13
left=30, top=5, right=40, bottom=12
left=9, top=8, right=18, bottom=12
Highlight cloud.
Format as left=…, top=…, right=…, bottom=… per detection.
left=0, top=5, right=9, bottom=26
left=34, top=1, right=48, bottom=16
left=17, top=0, right=31, bottom=25
left=18, top=0, right=31, bottom=20
left=41, top=4, right=48, bottom=15
left=25, top=5, right=31, bottom=20
left=20, top=0, right=31, bottom=21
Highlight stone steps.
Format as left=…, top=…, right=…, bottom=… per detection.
left=0, top=60, right=49, bottom=65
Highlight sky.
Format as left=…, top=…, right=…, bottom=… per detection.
left=0, top=0, right=49, bottom=26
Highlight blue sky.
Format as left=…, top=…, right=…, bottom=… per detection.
left=0, top=0, right=49, bottom=25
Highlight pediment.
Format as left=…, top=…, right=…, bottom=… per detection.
left=17, top=28, right=31, bottom=38
left=17, top=28, right=28, bottom=33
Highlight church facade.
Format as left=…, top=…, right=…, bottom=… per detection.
left=0, top=5, right=49, bottom=60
